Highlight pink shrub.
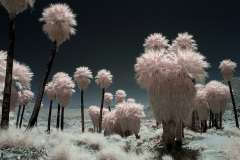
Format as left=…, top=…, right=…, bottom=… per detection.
left=88, top=106, right=108, bottom=131
left=115, top=90, right=126, bottom=104
left=219, top=59, right=237, bottom=82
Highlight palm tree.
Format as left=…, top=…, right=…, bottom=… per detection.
left=74, top=67, right=92, bottom=132
left=95, top=69, right=113, bottom=133
left=18, top=90, right=34, bottom=128
left=54, top=72, right=75, bottom=131
left=0, top=0, right=35, bottom=129
left=115, top=90, right=126, bottom=104
left=27, top=3, right=77, bottom=129
left=219, top=60, right=238, bottom=128
left=45, top=81, right=56, bottom=133
left=104, top=92, right=113, bottom=111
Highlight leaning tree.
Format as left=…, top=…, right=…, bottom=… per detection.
left=219, top=60, right=239, bottom=128
left=27, top=3, right=77, bottom=129
left=0, top=0, right=35, bottom=129
left=95, top=69, right=112, bottom=133
left=74, top=66, right=93, bottom=132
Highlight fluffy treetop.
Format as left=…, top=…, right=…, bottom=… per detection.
left=115, top=89, right=127, bottom=104
left=45, top=81, right=56, bottom=100
left=95, top=69, right=113, bottom=89
left=0, top=51, right=7, bottom=83
left=39, top=3, right=77, bottom=47
left=205, top=80, right=230, bottom=101
left=127, top=98, right=135, bottom=103
left=143, top=33, right=169, bottom=52
left=195, top=84, right=205, bottom=91
left=0, top=0, right=35, bottom=17
left=53, top=72, right=75, bottom=107
left=171, top=32, right=197, bottom=52
left=219, top=59, right=237, bottom=81
left=104, top=92, right=113, bottom=106
left=12, top=60, right=33, bottom=90
left=74, top=66, right=93, bottom=91
left=18, top=90, right=34, bottom=106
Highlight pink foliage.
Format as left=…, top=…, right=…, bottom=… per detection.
left=104, top=92, right=113, bottom=107
left=95, top=69, right=113, bottom=89
left=115, top=90, right=126, bottom=104
left=0, top=0, right=35, bottom=16
left=127, top=98, right=135, bottom=103
left=45, top=81, right=56, bottom=100
left=88, top=105, right=108, bottom=130
left=143, top=33, right=169, bottom=51
left=219, top=59, right=237, bottom=81
left=0, top=51, right=7, bottom=83
left=205, top=80, right=230, bottom=114
left=18, top=90, right=34, bottom=106
left=39, top=3, right=77, bottom=46
left=170, top=32, right=197, bottom=52
left=53, top=72, right=75, bottom=107
left=102, top=111, right=123, bottom=136
left=73, top=66, right=93, bottom=91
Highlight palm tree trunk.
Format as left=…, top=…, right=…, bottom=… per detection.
left=47, top=100, right=53, bottom=133
left=99, top=88, right=105, bottom=133
left=27, top=41, right=57, bottom=130
left=19, top=105, right=25, bottom=128
left=209, top=110, right=212, bottom=128
left=61, top=106, right=64, bottom=131
left=57, top=103, right=60, bottom=129
left=220, top=111, right=222, bottom=129
left=1, top=15, right=16, bottom=130
left=228, top=81, right=239, bottom=128
left=81, top=90, right=85, bottom=132
left=192, top=110, right=195, bottom=131
left=182, top=122, right=184, bottom=138
left=16, top=105, right=21, bottom=128
left=108, top=105, right=111, bottom=112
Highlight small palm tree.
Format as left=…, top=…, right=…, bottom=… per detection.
left=54, top=72, right=75, bottom=131
left=115, top=90, right=127, bottom=104
left=18, top=90, right=34, bottom=128
left=74, top=67, right=92, bottom=132
left=95, top=69, right=112, bottom=133
left=0, top=0, right=35, bottom=129
left=104, top=92, right=113, bottom=111
left=219, top=59, right=238, bottom=128
left=27, top=3, right=77, bottom=129
left=45, top=81, right=56, bottom=133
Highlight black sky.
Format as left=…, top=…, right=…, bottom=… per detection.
left=0, top=1, right=240, bottom=107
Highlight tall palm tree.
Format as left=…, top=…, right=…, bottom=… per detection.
left=54, top=72, right=75, bottom=131
left=27, top=3, right=77, bottom=129
left=45, top=81, right=56, bottom=133
left=104, top=92, right=113, bottom=111
left=95, top=69, right=112, bottom=133
left=0, top=0, right=34, bottom=129
left=219, top=59, right=239, bottom=128
left=74, top=66, right=92, bottom=132
left=18, top=90, right=34, bottom=128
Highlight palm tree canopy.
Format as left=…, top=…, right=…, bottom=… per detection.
left=0, top=0, right=35, bottom=17
left=18, top=89, right=34, bottom=106
left=45, top=81, right=56, bottom=100
left=39, top=3, right=77, bottom=47
left=127, top=98, right=135, bottom=103
left=219, top=59, right=237, bottom=82
left=95, top=69, right=112, bottom=89
left=104, top=92, right=113, bottom=106
left=143, top=33, right=169, bottom=52
left=74, top=66, right=93, bottom=91
left=115, top=89, right=126, bottom=104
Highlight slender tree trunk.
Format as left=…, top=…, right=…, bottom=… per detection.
left=182, top=122, right=184, bottom=138
left=81, top=90, right=85, bottom=132
left=16, top=105, right=21, bottom=128
left=47, top=100, right=53, bottom=133
left=108, top=105, right=111, bottom=112
left=192, top=110, right=195, bottom=131
left=27, top=41, right=57, bottom=130
left=220, top=111, right=222, bottom=129
left=228, top=81, right=239, bottom=128
left=99, top=88, right=105, bottom=133
left=209, top=110, right=212, bottom=128
left=1, top=15, right=16, bottom=130
left=57, top=103, right=60, bottom=129
left=61, top=106, right=64, bottom=131
left=19, top=105, right=25, bottom=128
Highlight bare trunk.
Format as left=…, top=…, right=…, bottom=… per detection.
left=1, top=15, right=15, bottom=129
left=228, top=81, right=239, bottom=128
left=47, top=100, right=53, bottom=133
left=56, top=103, right=60, bottom=129
left=81, top=90, right=85, bottom=132
left=108, top=105, right=111, bottom=112
left=16, top=105, right=21, bottom=128
left=61, top=106, right=64, bottom=131
left=192, top=110, right=195, bottom=131
left=209, top=110, right=212, bottom=128
left=220, top=111, right=222, bottom=129
left=19, top=105, right=25, bottom=128
left=27, top=41, right=57, bottom=130
left=99, top=88, right=105, bottom=133
left=182, top=122, right=184, bottom=138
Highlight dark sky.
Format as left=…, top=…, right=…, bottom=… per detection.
left=0, top=1, right=240, bottom=107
